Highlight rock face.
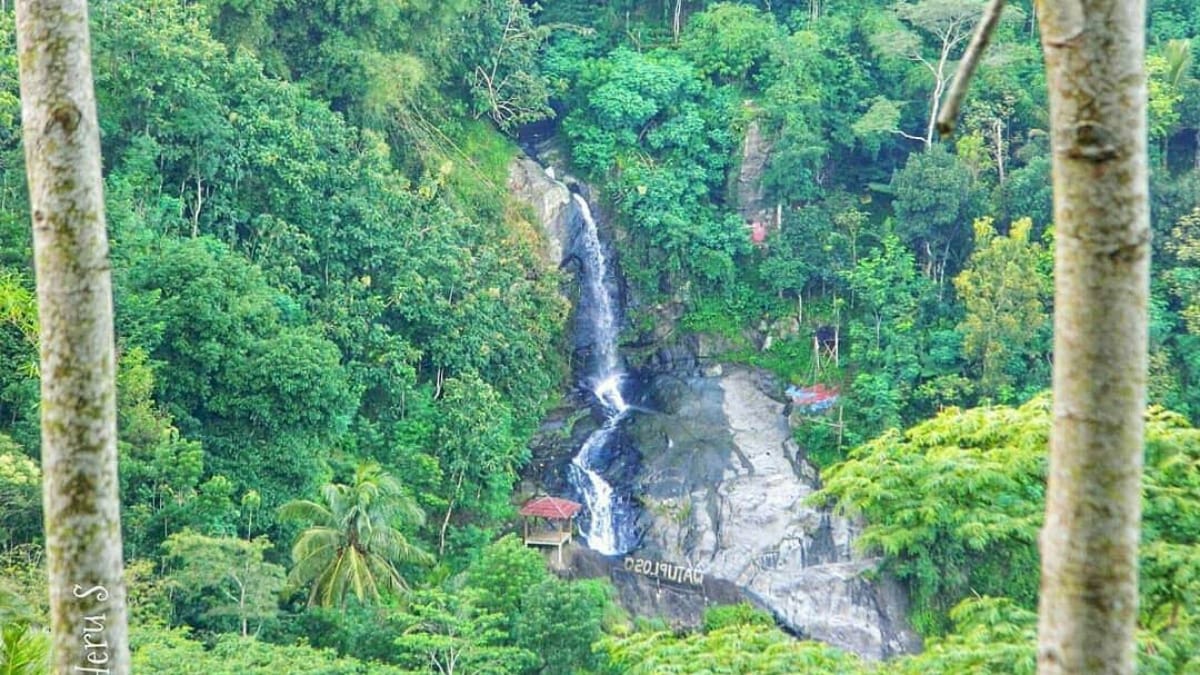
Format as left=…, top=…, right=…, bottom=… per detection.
left=557, top=544, right=747, bottom=629
left=731, top=113, right=777, bottom=246
left=628, top=366, right=920, bottom=659
left=736, top=116, right=773, bottom=223
left=507, top=155, right=571, bottom=265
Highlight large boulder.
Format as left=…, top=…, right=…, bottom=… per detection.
left=628, top=367, right=920, bottom=659
left=736, top=115, right=773, bottom=223
left=507, top=155, right=572, bottom=266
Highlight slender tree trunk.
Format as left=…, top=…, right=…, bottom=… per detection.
left=14, top=0, right=130, bottom=672
left=439, top=469, right=465, bottom=557
left=240, top=585, right=248, bottom=638
left=994, top=117, right=1006, bottom=183
left=925, top=49, right=951, bottom=149
left=672, top=0, right=683, bottom=44
left=1036, top=2, right=1149, bottom=674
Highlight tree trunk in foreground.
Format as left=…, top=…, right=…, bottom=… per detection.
left=15, top=0, right=130, bottom=672
left=1036, top=2, right=1149, bottom=674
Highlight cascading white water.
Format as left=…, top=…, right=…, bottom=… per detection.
left=569, top=427, right=621, bottom=552
left=564, top=192, right=633, bottom=555
left=573, top=193, right=621, bottom=379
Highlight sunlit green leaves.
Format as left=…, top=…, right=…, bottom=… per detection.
left=601, top=604, right=864, bottom=675
left=0, top=434, right=38, bottom=550
left=680, top=3, right=781, bottom=83
left=818, top=393, right=1200, bottom=668
left=888, top=597, right=1036, bottom=675
left=0, top=621, right=49, bottom=675
left=392, top=587, right=539, bottom=674
left=954, top=217, right=1051, bottom=400
left=161, top=531, right=286, bottom=637
left=815, top=395, right=1050, bottom=633
left=130, top=624, right=405, bottom=674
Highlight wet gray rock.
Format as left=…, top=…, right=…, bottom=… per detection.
left=556, top=545, right=747, bottom=631
left=735, top=114, right=774, bottom=225
left=512, top=135, right=917, bottom=660
left=507, top=155, right=571, bottom=266
left=627, top=367, right=921, bottom=659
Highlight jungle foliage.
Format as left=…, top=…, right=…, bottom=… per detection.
left=2, top=0, right=1200, bottom=672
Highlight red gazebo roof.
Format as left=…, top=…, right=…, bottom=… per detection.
left=519, top=496, right=582, bottom=519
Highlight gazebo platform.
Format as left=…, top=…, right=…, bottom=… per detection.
left=520, top=496, right=582, bottom=564
left=524, top=530, right=571, bottom=546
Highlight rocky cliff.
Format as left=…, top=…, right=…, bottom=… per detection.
left=735, top=115, right=774, bottom=226
left=626, top=365, right=919, bottom=659
left=507, top=155, right=572, bottom=266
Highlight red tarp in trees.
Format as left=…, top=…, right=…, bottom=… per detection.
left=786, top=384, right=840, bottom=413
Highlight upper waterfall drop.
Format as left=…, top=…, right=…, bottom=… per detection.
left=572, top=193, right=621, bottom=380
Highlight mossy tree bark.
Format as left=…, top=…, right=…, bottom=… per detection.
left=1035, top=2, right=1149, bottom=674
left=15, top=0, right=130, bottom=672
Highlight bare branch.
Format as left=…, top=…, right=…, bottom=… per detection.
left=937, top=0, right=1008, bottom=137
left=894, top=129, right=928, bottom=143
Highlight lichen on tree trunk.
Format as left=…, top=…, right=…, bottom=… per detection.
left=1035, top=1, right=1149, bottom=674
left=15, top=0, right=130, bottom=672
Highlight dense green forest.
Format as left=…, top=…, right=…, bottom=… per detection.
left=2, top=0, right=1200, bottom=672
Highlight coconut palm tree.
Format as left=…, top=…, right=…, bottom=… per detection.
left=1158, top=39, right=1194, bottom=168
left=279, top=462, right=433, bottom=607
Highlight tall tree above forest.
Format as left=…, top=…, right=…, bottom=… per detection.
left=14, top=0, right=130, bottom=671
left=954, top=217, right=1050, bottom=400
left=869, top=0, right=986, bottom=148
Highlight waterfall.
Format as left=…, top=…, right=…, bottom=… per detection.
left=573, top=194, right=620, bottom=377
left=563, top=191, right=636, bottom=555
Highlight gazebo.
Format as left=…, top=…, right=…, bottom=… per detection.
left=520, top=496, right=581, bottom=564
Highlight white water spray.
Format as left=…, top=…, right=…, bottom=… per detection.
left=563, top=191, right=633, bottom=555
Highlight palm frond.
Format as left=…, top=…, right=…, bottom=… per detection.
left=278, top=499, right=334, bottom=526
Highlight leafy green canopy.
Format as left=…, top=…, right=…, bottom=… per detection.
left=0, top=0, right=568, bottom=572
left=460, top=535, right=611, bottom=674
left=600, top=594, right=1047, bottom=674
left=680, top=3, right=781, bottom=83
left=130, top=625, right=408, bottom=674
left=161, top=530, right=286, bottom=637
left=815, top=395, right=1200, bottom=673
left=117, top=236, right=353, bottom=509
left=278, top=535, right=613, bottom=674
left=817, top=396, right=1048, bottom=633
left=0, top=434, right=39, bottom=547
left=953, top=217, right=1051, bottom=401
left=91, top=0, right=569, bottom=552
left=558, top=45, right=747, bottom=294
